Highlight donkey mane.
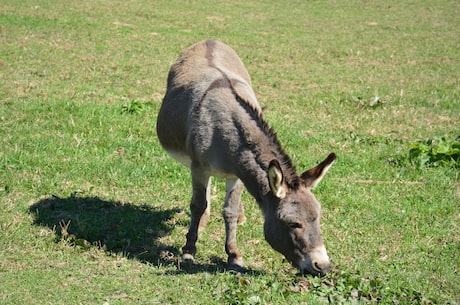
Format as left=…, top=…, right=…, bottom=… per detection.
left=228, top=83, right=301, bottom=189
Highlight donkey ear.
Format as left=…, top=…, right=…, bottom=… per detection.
left=301, top=153, right=336, bottom=189
left=268, top=159, right=287, bottom=199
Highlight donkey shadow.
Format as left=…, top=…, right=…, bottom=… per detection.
left=29, top=194, right=261, bottom=275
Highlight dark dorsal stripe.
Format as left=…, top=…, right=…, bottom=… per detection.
left=201, top=42, right=300, bottom=189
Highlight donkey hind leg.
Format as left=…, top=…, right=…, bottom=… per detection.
left=182, top=167, right=211, bottom=261
left=223, top=178, right=245, bottom=267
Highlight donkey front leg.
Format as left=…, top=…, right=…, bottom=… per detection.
left=223, top=179, right=245, bottom=268
left=182, top=166, right=211, bottom=261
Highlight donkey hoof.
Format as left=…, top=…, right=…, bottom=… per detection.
left=182, top=253, right=195, bottom=262
left=228, top=257, right=244, bottom=269
left=228, top=263, right=244, bottom=272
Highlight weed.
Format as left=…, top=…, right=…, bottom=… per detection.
left=291, top=270, right=435, bottom=304
left=339, top=92, right=384, bottom=109
left=401, top=136, right=460, bottom=168
left=121, top=99, right=145, bottom=114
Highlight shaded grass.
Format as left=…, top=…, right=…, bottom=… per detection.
left=29, top=195, right=181, bottom=264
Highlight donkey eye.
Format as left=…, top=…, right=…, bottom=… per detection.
left=288, top=222, right=303, bottom=230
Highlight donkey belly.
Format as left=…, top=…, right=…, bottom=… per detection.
left=164, top=145, right=238, bottom=180
left=166, top=149, right=192, bottom=168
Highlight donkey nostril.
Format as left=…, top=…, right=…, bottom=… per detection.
left=311, top=260, right=320, bottom=271
left=312, top=260, right=332, bottom=274
left=314, top=262, right=320, bottom=270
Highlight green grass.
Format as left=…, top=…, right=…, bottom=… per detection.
left=1, top=0, right=459, bottom=304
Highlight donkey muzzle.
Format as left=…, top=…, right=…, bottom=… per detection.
left=300, top=245, right=331, bottom=276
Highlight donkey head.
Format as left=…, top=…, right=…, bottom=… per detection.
left=263, top=153, right=336, bottom=276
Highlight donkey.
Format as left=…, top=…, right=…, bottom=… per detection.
left=156, top=40, right=336, bottom=276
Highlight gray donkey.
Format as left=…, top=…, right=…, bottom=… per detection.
left=157, top=40, right=336, bottom=276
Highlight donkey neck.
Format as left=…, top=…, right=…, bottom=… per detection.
left=230, top=96, right=300, bottom=204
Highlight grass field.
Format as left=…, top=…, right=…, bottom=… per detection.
left=1, top=0, right=459, bottom=304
